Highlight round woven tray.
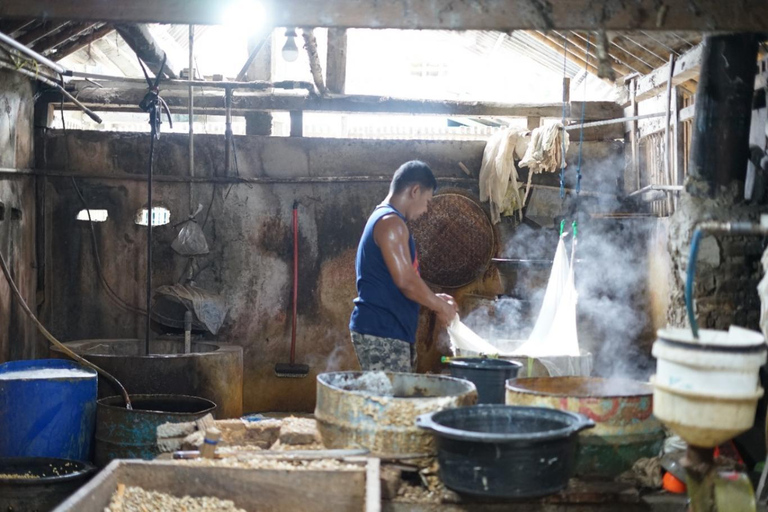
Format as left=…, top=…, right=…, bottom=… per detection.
left=410, top=193, right=495, bottom=288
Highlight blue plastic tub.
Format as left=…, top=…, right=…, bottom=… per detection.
left=0, top=359, right=97, bottom=461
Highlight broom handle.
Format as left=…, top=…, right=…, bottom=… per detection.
left=291, top=203, right=299, bottom=365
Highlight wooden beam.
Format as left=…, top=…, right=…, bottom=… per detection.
left=326, top=28, right=347, bottom=95
left=16, top=21, right=68, bottom=47
left=528, top=31, right=600, bottom=76
left=0, top=18, right=36, bottom=38
left=50, top=24, right=114, bottom=61
left=114, top=24, right=178, bottom=78
left=290, top=110, right=303, bottom=137
left=65, top=86, right=625, bottom=118
left=35, top=23, right=98, bottom=53
left=3, top=0, right=768, bottom=31
left=302, top=28, right=327, bottom=95
left=636, top=44, right=703, bottom=101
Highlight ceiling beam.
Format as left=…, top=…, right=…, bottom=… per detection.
left=527, top=31, right=601, bottom=76
left=15, top=21, right=68, bottom=47
left=635, top=44, right=703, bottom=101
left=1, top=0, right=767, bottom=31
left=35, top=23, right=98, bottom=53
left=114, top=24, right=178, bottom=78
left=62, top=86, right=625, bottom=118
left=49, top=24, right=113, bottom=61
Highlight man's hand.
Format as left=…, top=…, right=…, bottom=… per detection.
left=435, top=293, right=458, bottom=325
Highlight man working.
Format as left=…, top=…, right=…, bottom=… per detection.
left=350, top=160, right=458, bottom=372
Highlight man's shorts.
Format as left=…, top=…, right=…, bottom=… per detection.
left=350, top=331, right=416, bottom=373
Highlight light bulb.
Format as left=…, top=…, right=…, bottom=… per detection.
left=282, top=29, right=299, bottom=62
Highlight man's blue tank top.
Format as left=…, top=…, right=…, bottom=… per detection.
left=349, top=204, right=420, bottom=344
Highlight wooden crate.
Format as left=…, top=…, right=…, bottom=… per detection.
left=54, top=458, right=380, bottom=512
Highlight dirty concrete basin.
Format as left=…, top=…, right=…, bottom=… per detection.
left=315, top=371, right=477, bottom=457
left=50, top=338, right=243, bottom=418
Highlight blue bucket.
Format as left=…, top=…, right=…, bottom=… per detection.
left=0, top=359, right=97, bottom=461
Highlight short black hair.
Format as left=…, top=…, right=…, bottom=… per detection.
left=390, top=160, right=437, bottom=194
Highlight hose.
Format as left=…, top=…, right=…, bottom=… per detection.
left=0, top=247, right=132, bottom=409
left=685, top=229, right=703, bottom=339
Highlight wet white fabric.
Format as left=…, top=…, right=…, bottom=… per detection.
left=447, top=316, right=500, bottom=356
left=514, top=236, right=580, bottom=358
left=478, top=129, right=526, bottom=224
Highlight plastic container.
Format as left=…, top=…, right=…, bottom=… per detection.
left=416, top=405, right=594, bottom=498
left=0, top=359, right=97, bottom=461
left=0, top=457, right=95, bottom=512
left=652, top=327, right=767, bottom=448
left=447, top=358, right=522, bottom=403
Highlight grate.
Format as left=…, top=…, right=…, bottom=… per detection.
left=410, top=193, right=495, bottom=288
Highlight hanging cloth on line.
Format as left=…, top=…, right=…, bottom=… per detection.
left=514, top=225, right=580, bottom=358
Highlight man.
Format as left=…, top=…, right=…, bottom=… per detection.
left=349, top=160, right=458, bottom=372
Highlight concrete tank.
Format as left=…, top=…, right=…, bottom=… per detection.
left=51, top=338, right=243, bottom=418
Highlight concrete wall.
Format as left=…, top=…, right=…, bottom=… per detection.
left=0, top=70, right=38, bottom=363
left=39, top=129, right=623, bottom=412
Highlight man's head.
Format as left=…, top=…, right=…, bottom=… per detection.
left=389, top=160, right=436, bottom=220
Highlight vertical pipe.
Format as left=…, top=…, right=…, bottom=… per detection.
left=188, top=25, right=195, bottom=211
left=146, top=128, right=155, bottom=355
left=688, top=34, right=759, bottom=194
left=224, top=87, right=232, bottom=174
left=630, top=78, right=640, bottom=190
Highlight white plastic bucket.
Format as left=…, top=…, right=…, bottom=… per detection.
left=652, top=326, right=767, bottom=448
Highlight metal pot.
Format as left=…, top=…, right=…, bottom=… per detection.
left=416, top=405, right=594, bottom=498
left=506, top=377, right=664, bottom=477
left=447, top=358, right=522, bottom=404
left=0, top=457, right=96, bottom=512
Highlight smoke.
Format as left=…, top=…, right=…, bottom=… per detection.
left=460, top=161, right=655, bottom=380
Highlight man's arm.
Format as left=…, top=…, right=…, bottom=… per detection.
left=374, top=214, right=457, bottom=324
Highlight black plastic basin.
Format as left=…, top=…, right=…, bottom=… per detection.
left=417, top=405, right=594, bottom=498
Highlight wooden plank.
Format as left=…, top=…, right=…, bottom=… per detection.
left=636, top=44, right=703, bottom=101
left=64, top=86, right=624, bottom=118
left=34, top=23, right=98, bottom=53
left=630, top=78, right=640, bottom=189
left=673, top=87, right=685, bottom=188
left=290, top=110, right=303, bottom=137
left=3, top=0, right=768, bottom=31
left=15, top=21, right=68, bottom=46
left=326, top=28, right=347, bottom=95
left=114, top=24, right=178, bottom=78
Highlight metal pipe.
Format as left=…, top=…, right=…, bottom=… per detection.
left=188, top=24, right=195, bottom=212
left=564, top=112, right=665, bottom=130
left=639, top=31, right=682, bottom=57
left=224, top=87, right=232, bottom=174
left=0, top=29, right=68, bottom=76
left=628, top=184, right=684, bottom=196
left=0, top=60, right=102, bottom=123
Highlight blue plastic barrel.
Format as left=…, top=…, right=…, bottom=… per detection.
left=0, top=359, right=97, bottom=461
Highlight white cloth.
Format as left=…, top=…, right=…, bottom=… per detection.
left=447, top=316, right=500, bottom=356
left=514, top=236, right=580, bottom=357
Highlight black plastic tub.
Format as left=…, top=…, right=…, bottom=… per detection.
left=447, top=358, right=522, bottom=404
left=416, top=405, right=594, bottom=498
left=0, top=457, right=96, bottom=512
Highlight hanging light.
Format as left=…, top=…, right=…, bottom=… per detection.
left=282, top=28, right=300, bottom=62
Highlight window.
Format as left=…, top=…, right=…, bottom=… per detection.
left=76, top=209, right=109, bottom=222
left=135, top=207, right=171, bottom=226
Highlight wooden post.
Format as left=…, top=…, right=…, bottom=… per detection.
left=673, top=87, right=685, bottom=204
left=527, top=117, right=540, bottom=131
left=326, top=28, right=347, bottom=94
left=562, top=77, right=571, bottom=118
left=630, top=78, right=640, bottom=190
left=664, top=54, right=675, bottom=214
left=290, top=111, right=303, bottom=137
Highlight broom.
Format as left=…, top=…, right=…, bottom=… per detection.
left=275, top=202, right=310, bottom=378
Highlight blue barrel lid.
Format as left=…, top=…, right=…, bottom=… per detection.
left=0, top=359, right=96, bottom=380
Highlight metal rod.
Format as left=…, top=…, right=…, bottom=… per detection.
left=622, top=35, right=668, bottom=65
left=628, top=184, right=684, bottom=196
left=564, top=112, right=665, bottom=130
left=235, top=31, right=270, bottom=82
left=0, top=29, right=68, bottom=75
left=639, top=31, right=682, bottom=57
left=0, top=60, right=102, bottom=123
left=224, top=87, right=232, bottom=174
left=146, top=129, right=155, bottom=355
left=188, top=24, right=195, bottom=211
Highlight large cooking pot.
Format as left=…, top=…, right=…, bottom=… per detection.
left=506, top=377, right=664, bottom=477
left=416, top=405, right=594, bottom=498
